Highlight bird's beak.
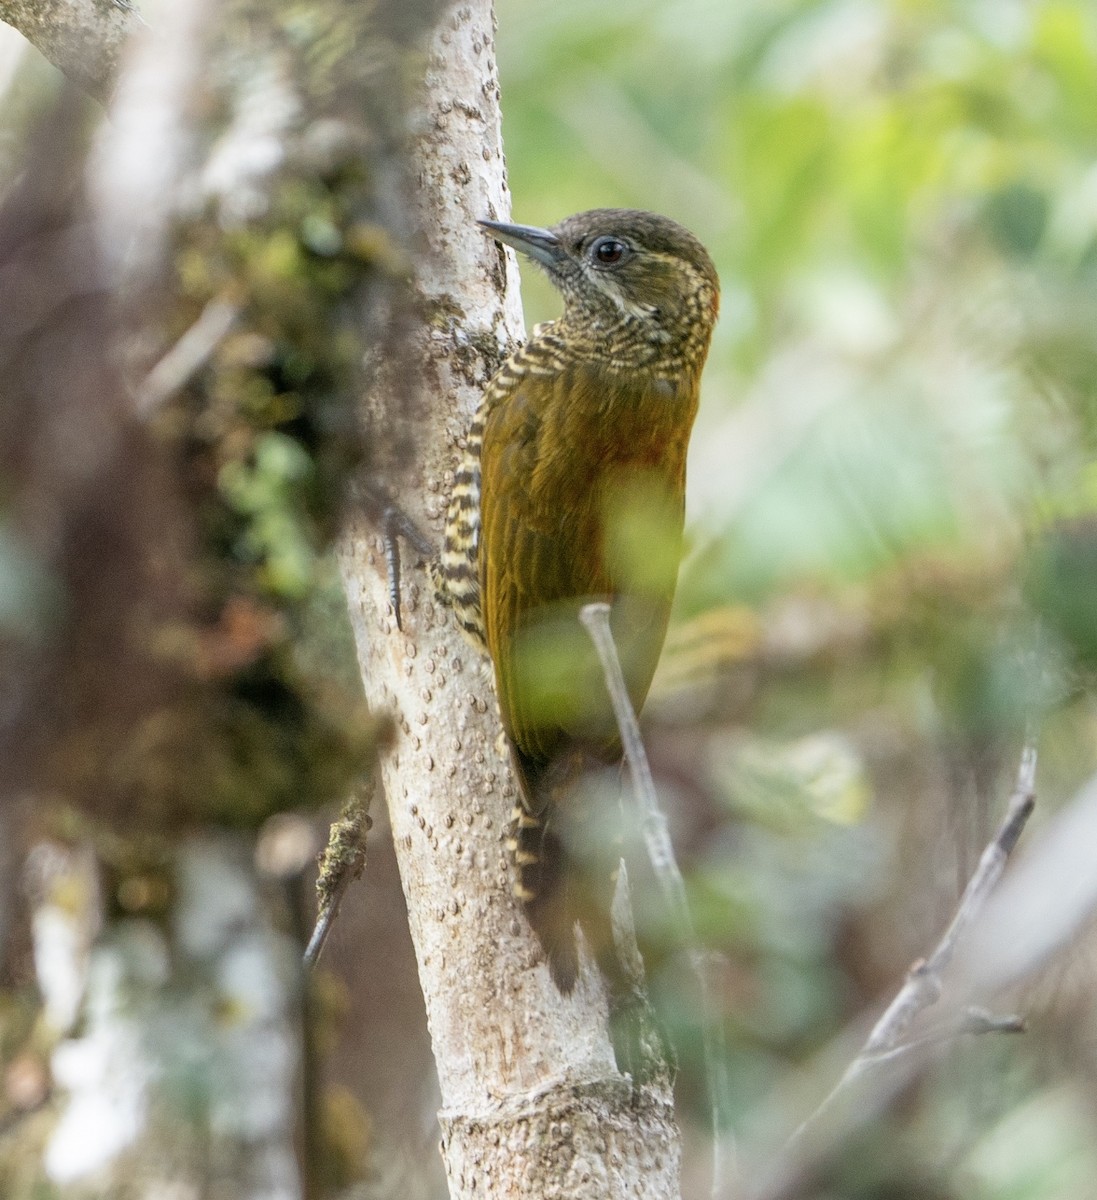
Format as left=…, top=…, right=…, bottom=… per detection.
left=478, top=219, right=564, bottom=268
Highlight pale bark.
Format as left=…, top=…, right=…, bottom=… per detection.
left=337, top=2, right=682, bottom=1197
left=0, top=0, right=140, bottom=101
left=33, top=838, right=303, bottom=1200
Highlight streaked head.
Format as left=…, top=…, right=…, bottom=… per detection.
left=480, top=208, right=719, bottom=355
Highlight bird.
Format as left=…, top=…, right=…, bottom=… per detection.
left=437, top=208, right=719, bottom=992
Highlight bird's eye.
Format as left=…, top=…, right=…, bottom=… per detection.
left=590, top=236, right=628, bottom=266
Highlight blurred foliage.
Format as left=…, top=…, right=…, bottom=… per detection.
left=0, top=0, right=403, bottom=838
left=4, top=0, right=1097, bottom=1194
left=0, top=0, right=432, bottom=1193
left=493, top=0, right=1097, bottom=1195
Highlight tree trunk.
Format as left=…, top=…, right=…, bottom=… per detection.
left=35, top=838, right=303, bottom=1200
left=338, top=2, right=683, bottom=1196
left=0, top=0, right=138, bottom=100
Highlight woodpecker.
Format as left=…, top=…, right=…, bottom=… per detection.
left=438, top=208, right=719, bottom=991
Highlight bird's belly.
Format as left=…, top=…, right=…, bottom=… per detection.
left=482, top=364, right=695, bottom=765
left=504, top=459, right=683, bottom=760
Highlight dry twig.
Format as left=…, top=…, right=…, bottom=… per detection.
left=856, top=741, right=1036, bottom=1063
left=580, top=601, right=736, bottom=1200
left=136, top=296, right=240, bottom=414
left=304, top=781, right=373, bottom=969
left=754, top=738, right=1038, bottom=1200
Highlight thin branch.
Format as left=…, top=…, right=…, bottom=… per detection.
left=955, top=748, right=1097, bottom=996
left=303, top=865, right=356, bottom=970
left=0, top=0, right=143, bottom=102
left=859, top=739, right=1036, bottom=1060
left=580, top=601, right=736, bottom=1200
left=135, top=296, right=239, bottom=414
left=304, top=782, right=373, bottom=970
left=864, top=1006, right=1026, bottom=1067
left=759, top=737, right=1038, bottom=1199
left=579, top=604, right=691, bottom=921
left=254, top=812, right=322, bottom=1200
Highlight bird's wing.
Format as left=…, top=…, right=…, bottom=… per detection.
left=481, top=361, right=688, bottom=770
left=480, top=367, right=602, bottom=767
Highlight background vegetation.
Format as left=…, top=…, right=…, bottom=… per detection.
left=2, top=0, right=1097, bottom=1196
left=494, top=1, right=1097, bottom=1196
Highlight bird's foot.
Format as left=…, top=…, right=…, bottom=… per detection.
left=354, top=482, right=435, bottom=630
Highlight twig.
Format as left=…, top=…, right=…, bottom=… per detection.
left=580, top=601, right=736, bottom=1200
left=860, top=740, right=1035, bottom=1062
left=765, top=736, right=1038, bottom=1195
left=862, top=1006, right=1026, bottom=1067
left=255, top=813, right=322, bottom=1200
left=135, top=296, right=240, bottom=414
left=304, top=781, right=373, bottom=970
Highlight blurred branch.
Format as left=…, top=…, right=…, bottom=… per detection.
left=304, top=782, right=373, bottom=970
left=580, top=601, right=736, bottom=1200
left=255, top=814, right=324, bottom=1200
left=853, top=740, right=1035, bottom=1063
left=136, top=296, right=240, bottom=414
left=865, top=1005, right=1025, bottom=1066
left=0, top=0, right=142, bottom=102
left=753, top=739, right=1038, bottom=1200
left=957, top=759, right=1097, bottom=991
left=580, top=605, right=701, bottom=931
left=788, top=741, right=1034, bottom=1142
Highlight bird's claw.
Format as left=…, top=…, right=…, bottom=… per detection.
left=357, top=483, right=435, bottom=631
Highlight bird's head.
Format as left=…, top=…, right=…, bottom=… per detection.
left=480, top=208, right=719, bottom=365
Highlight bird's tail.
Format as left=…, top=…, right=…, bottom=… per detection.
left=510, top=750, right=672, bottom=1080
left=507, top=749, right=620, bottom=994
left=509, top=803, right=581, bottom=991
